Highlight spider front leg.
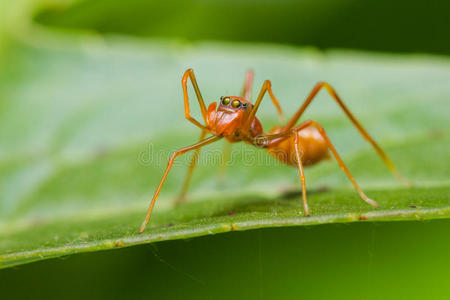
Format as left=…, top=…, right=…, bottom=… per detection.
left=139, top=135, right=221, bottom=233
left=176, top=70, right=253, bottom=205
left=217, top=141, right=232, bottom=186
left=240, top=70, right=254, bottom=100
left=242, top=79, right=284, bottom=133
left=172, top=69, right=212, bottom=206
left=174, top=130, right=207, bottom=206
left=181, top=68, right=209, bottom=130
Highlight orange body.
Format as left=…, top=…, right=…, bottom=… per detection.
left=267, top=126, right=330, bottom=167
left=138, top=68, right=404, bottom=233
left=206, top=97, right=263, bottom=141
left=206, top=97, right=329, bottom=167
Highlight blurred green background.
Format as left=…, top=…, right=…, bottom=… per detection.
left=1, top=0, right=449, bottom=299
left=34, top=0, right=450, bottom=55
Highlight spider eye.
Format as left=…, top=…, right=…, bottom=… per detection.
left=231, top=99, right=241, bottom=108
left=242, top=102, right=248, bottom=108
left=221, top=97, right=231, bottom=105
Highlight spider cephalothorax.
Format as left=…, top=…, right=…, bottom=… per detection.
left=206, top=96, right=260, bottom=138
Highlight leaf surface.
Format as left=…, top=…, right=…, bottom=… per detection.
left=0, top=18, right=449, bottom=268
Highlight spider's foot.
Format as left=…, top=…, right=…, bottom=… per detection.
left=366, top=197, right=379, bottom=208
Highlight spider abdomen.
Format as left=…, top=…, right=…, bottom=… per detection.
left=267, top=126, right=330, bottom=167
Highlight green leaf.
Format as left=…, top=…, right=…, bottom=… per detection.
left=0, top=15, right=449, bottom=268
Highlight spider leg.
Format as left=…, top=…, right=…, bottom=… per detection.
left=182, top=68, right=209, bottom=130
left=294, top=133, right=309, bottom=216
left=240, top=70, right=254, bottom=100
left=139, top=135, right=222, bottom=233
left=175, top=135, right=233, bottom=206
left=217, top=141, right=232, bottom=185
left=173, top=130, right=207, bottom=206
left=284, top=82, right=407, bottom=183
left=302, top=120, right=379, bottom=208
left=242, top=79, right=284, bottom=132
left=251, top=119, right=378, bottom=215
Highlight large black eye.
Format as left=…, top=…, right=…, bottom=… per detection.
left=231, top=99, right=241, bottom=108
left=221, top=97, right=231, bottom=106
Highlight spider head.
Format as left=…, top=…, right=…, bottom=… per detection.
left=212, top=96, right=251, bottom=136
